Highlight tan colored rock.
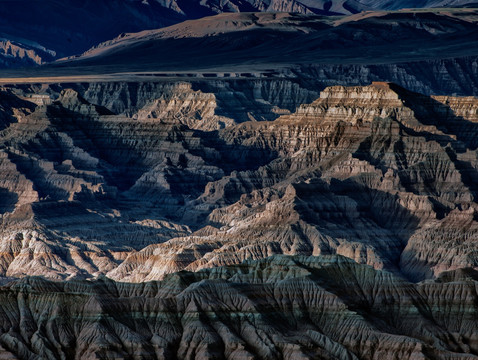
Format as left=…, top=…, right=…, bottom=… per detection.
left=0, top=83, right=476, bottom=281
left=134, top=82, right=235, bottom=130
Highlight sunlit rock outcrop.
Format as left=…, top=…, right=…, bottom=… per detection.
left=0, top=82, right=477, bottom=282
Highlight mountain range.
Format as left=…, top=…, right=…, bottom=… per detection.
left=56, top=10, right=478, bottom=71
left=1, top=0, right=478, bottom=68
left=0, top=1, right=477, bottom=359
left=6, top=9, right=476, bottom=99
left=0, top=76, right=476, bottom=358
left=0, top=255, right=476, bottom=359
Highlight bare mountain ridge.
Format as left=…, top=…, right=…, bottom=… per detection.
left=0, top=81, right=476, bottom=283
left=1, top=1, right=478, bottom=68
left=10, top=9, right=474, bottom=99
left=61, top=10, right=478, bottom=69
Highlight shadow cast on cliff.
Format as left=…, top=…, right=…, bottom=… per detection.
left=292, top=177, right=421, bottom=274
left=18, top=102, right=281, bottom=228
left=390, top=83, right=478, bottom=150
left=391, top=85, right=478, bottom=203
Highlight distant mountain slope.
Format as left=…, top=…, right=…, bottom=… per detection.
left=0, top=0, right=184, bottom=68
left=49, top=10, right=478, bottom=72
left=0, top=0, right=477, bottom=68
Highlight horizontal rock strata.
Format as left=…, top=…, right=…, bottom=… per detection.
left=0, top=255, right=476, bottom=359
left=0, top=82, right=476, bottom=282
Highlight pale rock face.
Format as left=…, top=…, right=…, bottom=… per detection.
left=0, top=82, right=476, bottom=283
left=133, top=82, right=236, bottom=130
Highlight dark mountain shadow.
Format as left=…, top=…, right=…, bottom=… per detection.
left=24, top=200, right=179, bottom=251
left=0, top=188, right=17, bottom=214
left=0, top=90, right=36, bottom=131
left=2, top=258, right=477, bottom=360
left=175, top=0, right=217, bottom=19
left=17, top=101, right=278, bottom=214
left=0, top=0, right=185, bottom=58
left=6, top=151, right=70, bottom=201
left=189, top=127, right=279, bottom=174
left=390, top=83, right=478, bottom=150
left=299, top=259, right=456, bottom=351
left=292, top=177, right=420, bottom=271
left=328, top=177, right=420, bottom=233
left=390, top=83, right=478, bottom=201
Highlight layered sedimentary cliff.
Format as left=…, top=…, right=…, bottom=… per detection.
left=0, top=255, right=476, bottom=360
left=0, top=81, right=476, bottom=284
left=294, top=57, right=478, bottom=98
left=107, top=81, right=478, bottom=282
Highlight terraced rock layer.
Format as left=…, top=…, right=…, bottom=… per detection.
left=0, top=255, right=476, bottom=360
left=0, top=81, right=476, bottom=283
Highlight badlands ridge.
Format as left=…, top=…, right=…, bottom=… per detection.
left=0, top=81, right=474, bottom=282
left=0, top=79, right=474, bottom=358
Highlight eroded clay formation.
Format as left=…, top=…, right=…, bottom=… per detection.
left=0, top=255, right=476, bottom=359
left=0, top=81, right=474, bottom=284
